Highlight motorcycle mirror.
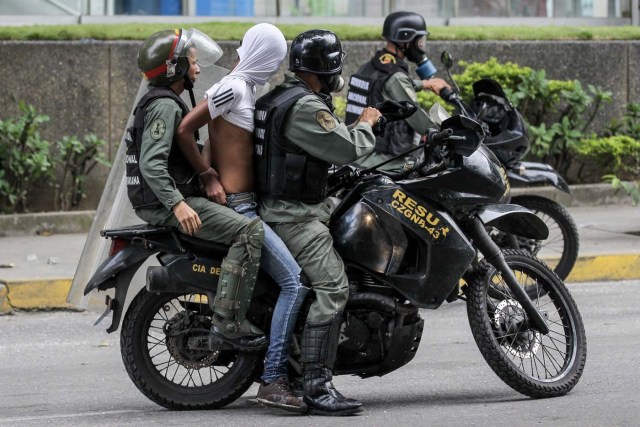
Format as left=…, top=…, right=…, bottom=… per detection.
left=428, top=103, right=451, bottom=126
left=440, top=50, right=461, bottom=94
left=441, top=51, right=454, bottom=70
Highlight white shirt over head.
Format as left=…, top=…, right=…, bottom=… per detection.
left=204, top=23, right=287, bottom=132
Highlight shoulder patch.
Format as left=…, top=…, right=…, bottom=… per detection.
left=379, top=53, right=397, bottom=65
left=150, top=118, right=166, bottom=140
left=316, top=111, right=337, bottom=131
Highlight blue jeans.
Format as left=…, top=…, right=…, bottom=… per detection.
left=229, top=194, right=308, bottom=383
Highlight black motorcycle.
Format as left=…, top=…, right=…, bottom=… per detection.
left=438, top=51, right=579, bottom=280
left=84, top=109, right=586, bottom=410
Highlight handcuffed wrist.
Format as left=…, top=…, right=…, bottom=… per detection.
left=199, top=167, right=213, bottom=177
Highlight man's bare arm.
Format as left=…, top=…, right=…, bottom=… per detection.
left=176, top=100, right=227, bottom=204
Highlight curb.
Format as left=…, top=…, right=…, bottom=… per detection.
left=565, top=254, right=640, bottom=283
left=0, top=278, right=73, bottom=314
left=1, top=253, right=639, bottom=313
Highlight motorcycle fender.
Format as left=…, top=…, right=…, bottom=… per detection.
left=478, top=203, right=549, bottom=240
left=83, top=245, right=151, bottom=296
left=507, top=164, right=570, bottom=193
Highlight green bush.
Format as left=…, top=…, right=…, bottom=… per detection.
left=55, top=133, right=110, bottom=211
left=0, top=102, right=53, bottom=213
left=573, top=135, right=640, bottom=179
left=443, top=57, right=611, bottom=175
left=0, top=103, right=110, bottom=213
left=605, top=102, right=640, bottom=140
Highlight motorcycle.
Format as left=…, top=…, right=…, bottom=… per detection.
left=83, top=105, right=586, bottom=410
left=437, top=50, right=579, bottom=280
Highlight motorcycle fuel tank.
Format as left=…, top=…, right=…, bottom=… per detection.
left=332, top=178, right=475, bottom=308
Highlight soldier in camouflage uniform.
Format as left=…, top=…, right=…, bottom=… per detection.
left=254, top=29, right=381, bottom=416
left=127, top=29, right=266, bottom=351
left=346, top=11, right=451, bottom=171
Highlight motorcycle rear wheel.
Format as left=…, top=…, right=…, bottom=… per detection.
left=466, top=250, right=587, bottom=398
left=120, top=289, right=260, bottom=409
left=510, top=195, right=579, bottom=280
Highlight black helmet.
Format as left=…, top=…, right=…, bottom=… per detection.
left=382, top=11, right=429, bottom=44
left=289, top=29, right=345, bottom=75
left=471, top=79, right=530, bottom=167
left=138, top=28, right=222, bottom=87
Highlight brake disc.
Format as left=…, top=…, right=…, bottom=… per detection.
left=494, top=299, right=541, bottom=359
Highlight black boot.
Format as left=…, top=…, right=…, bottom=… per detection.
left=301, top=317, right=363, bottom=416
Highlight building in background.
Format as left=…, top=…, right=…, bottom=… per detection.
left=0, top=0, right=637, bottom=22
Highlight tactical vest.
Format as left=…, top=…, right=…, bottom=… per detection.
left=125, top=87, right=201, bottom=209
left=254, top=83, right=331, bottom=204
left=345, top=51, right=415, bottom=156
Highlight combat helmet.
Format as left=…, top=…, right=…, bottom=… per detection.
left=138, top=28, right=223, bottom=87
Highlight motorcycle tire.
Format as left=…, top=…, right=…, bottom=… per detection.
left=466, top=249, right=587, bottom=398
left=120, top=289, right=260, bottom=410
left=510, top=195, right=579, bottom=280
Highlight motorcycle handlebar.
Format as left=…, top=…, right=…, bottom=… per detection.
left=439, top=88, right=473, bottom=118
left=428, top=128, right=454, bottom=145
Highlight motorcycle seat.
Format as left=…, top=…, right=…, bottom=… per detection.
left=101, top=224, right=174, bottom=238
left=100, top=224, right=230, bottom=253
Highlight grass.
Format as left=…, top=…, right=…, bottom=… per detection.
left=0, top=22, right=639, bottom=41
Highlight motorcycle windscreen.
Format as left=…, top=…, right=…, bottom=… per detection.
left=66, top=65, right=239, bottom=311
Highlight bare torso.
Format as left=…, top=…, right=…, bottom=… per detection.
left=207, top=116, right=254, bottom=194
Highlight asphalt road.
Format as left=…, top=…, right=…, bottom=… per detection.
left=1, top=280, right=639, bottom=427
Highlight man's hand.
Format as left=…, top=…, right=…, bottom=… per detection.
left=172, top=200, right=202, bottom=236
left=356, top=107, right=382, bottom=127
left=422, top=78, right=450, bottom=95
left=199, top=167, right=227, bottom=205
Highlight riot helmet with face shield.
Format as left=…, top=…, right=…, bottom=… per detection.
left=138, top=28, right=223, bottom=88
left=289, top=29, right=346, bottom=94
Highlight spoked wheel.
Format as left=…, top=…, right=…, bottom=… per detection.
left=510, top=195, right=579, bottom=280
left=120, top=289, right=260, bottom=409
left=466, top=250, right=587, bottom=398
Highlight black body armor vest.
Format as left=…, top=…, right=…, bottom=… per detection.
left=254, top=83, right=331, bottom=204
left=125, top=87, right=201, bottom=209
left=345, top=50, right=416, bottom=156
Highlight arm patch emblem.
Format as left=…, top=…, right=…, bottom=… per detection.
left=150, top=118, right=167, bottom=140
left=316, top=111, right=337, bottom=131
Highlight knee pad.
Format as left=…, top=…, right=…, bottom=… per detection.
left=231, top=216, right=264, bottom=259
left=246, top=217, right=264, bottom=252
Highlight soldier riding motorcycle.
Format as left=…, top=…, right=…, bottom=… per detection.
left=83, top=100, right=587, bottom=410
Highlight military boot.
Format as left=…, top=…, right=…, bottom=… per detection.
left=301, top=316, right=363, bottom=416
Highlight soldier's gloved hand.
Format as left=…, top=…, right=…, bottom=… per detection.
left=199, top=167, right=227, bottom=205
left=172, top=200, right=202, bottom=236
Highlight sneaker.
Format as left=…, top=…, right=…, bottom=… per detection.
left=257, top=376, right=308, bottom=414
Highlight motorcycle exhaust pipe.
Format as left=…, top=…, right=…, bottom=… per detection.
left=147, top=266, right=178, bottom=293
left=464, top=217, right=550, bottom=335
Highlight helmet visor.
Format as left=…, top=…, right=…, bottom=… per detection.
left=413, top=35, right=427, bottom=52
left=179, top=29, right=223, bottom=68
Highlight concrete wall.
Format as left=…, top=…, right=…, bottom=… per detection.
left=1, top=40, right=638, bottom=211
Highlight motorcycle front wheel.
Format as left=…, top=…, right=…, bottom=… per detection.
left=120, top=289, right=260, bottom=410
left=510, top=195, right=579, bottom=280
left=466, top=250, right=587, bottom=398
